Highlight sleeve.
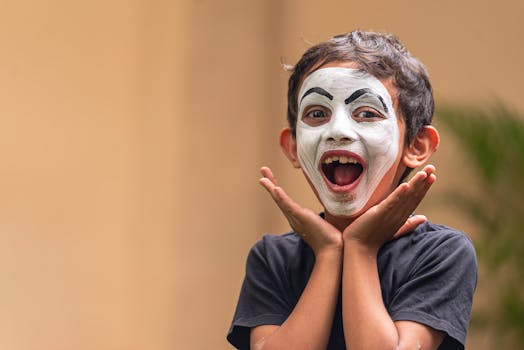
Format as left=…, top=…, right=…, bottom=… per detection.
left=227, top=238, right=291, bottom=350
left=388, top=233, right=478, bottom=350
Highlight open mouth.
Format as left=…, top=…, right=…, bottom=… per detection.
left=321, top=153, right=364, bottom=189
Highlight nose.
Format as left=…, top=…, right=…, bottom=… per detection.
left=324, top=108, right=358, bottom=143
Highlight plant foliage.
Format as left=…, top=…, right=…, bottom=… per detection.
left=437, top=103, right=524, bottom=346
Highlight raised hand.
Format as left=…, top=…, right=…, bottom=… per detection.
left=259, top=166, right=343, bottom=257
left=342, top=165, right=437, bottom=252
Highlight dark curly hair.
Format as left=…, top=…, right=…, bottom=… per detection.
left=287, top=30, right=434, bottom=145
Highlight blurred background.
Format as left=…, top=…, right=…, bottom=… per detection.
left=1, top=0, right=523, bottom=349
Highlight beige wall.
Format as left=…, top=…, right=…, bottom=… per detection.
left=0, top=0, right=522, bottom=349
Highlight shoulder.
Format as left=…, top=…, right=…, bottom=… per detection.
left=249, top=231, right=314, bottom=262
left=414, top=221, right=476, bottom=267
left=410, top=221, right=477, bottom=276
left=250, top=232, right=303, bottom=256
left=248, top=232, right=314, bottom=273
left=412, top=221, right=474, bottom=246
left=378, top=220, right=478, bottom=301
left=245, top=232, right=316, bottom=299
left=380, top=221, right=478, bottom=348
left=381, top=221, right=476, bottom=264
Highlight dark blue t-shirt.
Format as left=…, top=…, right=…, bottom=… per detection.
left=227, top=221, right=477, bottom=349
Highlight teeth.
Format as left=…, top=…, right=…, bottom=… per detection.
left=323, top=156, right=359, bottom=164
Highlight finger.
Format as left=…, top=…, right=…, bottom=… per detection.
left=271, top=186, right=304, bottom=216
left=394, top=183, right=430, bottom=218
left=259, top=177, right=277, bottom=194
left=401, top=168, right=436, bottom=205
left=422, top=164, right=436, bottom=176
left=260, top=166, right=280, bottom=187
left=259, top=177, right=302, bottom=218
left=377, top=182, right=409, bottom=212
left=420, top=165, right=436, bottom=189
left=259, top=178, right=288, bottom=208
left=395, top=174, right=436, bottom=225
left=411, top=170, right=437, bottom=201
left=375, top=164, right=437, bottom=212
left=392, top=214, right=427, bottom=239
left=260, top=167, right=305, bottom=215
left=380, top=173, right=430, bottom=222
left=407, top=169, right=429, bottom=191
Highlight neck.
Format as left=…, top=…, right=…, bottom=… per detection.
left=324, top=211, right=357, bottom=232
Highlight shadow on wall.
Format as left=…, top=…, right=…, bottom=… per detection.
left=437, top=103, right=524, bottom=348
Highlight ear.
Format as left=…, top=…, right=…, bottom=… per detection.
left=402, top=125, right=440, bottom=168
left=280, top=128, right=301, bottom=169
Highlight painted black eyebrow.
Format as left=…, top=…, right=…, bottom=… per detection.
left=344, top=88, right=388, bottom=113
left=300, top=87, right=333, bottom=102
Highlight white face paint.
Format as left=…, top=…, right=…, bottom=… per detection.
left=296, top=67, right=400, bottom=216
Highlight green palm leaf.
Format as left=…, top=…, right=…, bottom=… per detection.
left=437, top=103, right=524, bottom=347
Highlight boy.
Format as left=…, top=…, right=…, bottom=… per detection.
left=227, top=30, right=477, bottom=350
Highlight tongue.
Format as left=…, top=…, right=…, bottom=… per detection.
left=333, top=164, right=360, bottom=186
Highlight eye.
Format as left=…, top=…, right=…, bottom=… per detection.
left=354, top=108, right=384, bottom=121
left=307, top=109, right=327, bottom=119
left=302, top=106, right=331, bottom=126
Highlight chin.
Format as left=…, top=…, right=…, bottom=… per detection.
left=323, top=199, right=364, bottom=218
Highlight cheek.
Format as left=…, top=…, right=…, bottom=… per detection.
left=359, top=122, right=399, bottom=157
left=297, top=125, right=324, bottom=164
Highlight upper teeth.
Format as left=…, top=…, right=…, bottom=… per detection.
left=324, top=156, right=359, bottom=164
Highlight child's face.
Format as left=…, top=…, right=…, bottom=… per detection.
left=295, top=63, right=406, bottom=217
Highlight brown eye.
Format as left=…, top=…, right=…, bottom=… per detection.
left=307, top=109, right=327, bottom=119
left=354, top=108, right=383, bottom=121
left=302, top=107, right=330, bottom=126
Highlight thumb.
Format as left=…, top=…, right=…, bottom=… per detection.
left=391, top=215, right=427, bottom=240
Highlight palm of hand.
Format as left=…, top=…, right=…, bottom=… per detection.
left=259, top=165, right=436, bottom=255
left=342, top=165, right=436, bottom=250
left=258, top=167, right=343, bottom=255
